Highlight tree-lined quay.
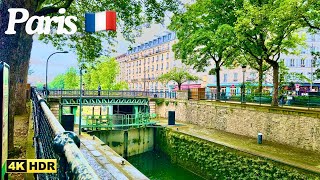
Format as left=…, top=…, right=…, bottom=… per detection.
left=1, top=0, right=320, bottom=178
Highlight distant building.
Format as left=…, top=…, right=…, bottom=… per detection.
left=115, top=32, right=205, bottom=92
left=116, top=31, right=320, bottom=93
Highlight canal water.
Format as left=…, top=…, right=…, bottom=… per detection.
left=128, top=150, right=205, bottom=180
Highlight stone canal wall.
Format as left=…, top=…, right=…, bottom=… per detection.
left=155, top=128, right=319, bottom=179
left=155, top=100, right=320, bottom=152
left=90, top=127, right=154, bottom=158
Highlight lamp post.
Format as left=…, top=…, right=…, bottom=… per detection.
left=241, top=65, right=247, bottom=103
left=310, top=57, right=315, bottom=92
left=79, top=61, right=85, bottom=135
left=45, top=51, right=68, bottom=99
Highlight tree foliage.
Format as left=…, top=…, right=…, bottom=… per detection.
left=169, top=0, right=243, bottom=97
left=157, top=67, right=199, bottom=90
left=38, top=0, right=182, bottom=63
left=49, top=67, right=79, bottom=89
left=49, top=57, right=128, bottom=90
left=83, top=57, right=128, bottom=90
left=234, top=0, right=306, bottom=106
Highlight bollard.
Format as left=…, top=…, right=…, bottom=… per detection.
left=258, top=133, right=263, bottom=144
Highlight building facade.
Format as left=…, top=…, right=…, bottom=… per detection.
left=116, top=31, right=320, bottom=93
left=116, top=32, right=186, bottom=92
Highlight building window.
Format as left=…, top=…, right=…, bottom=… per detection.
left=152, top=57, right=154, bottom=62
left=290, top=59, right=295, bottom=67
left=157, top=55, right=159, bottom=61
left=161, top=63, right=163, bottom=70
left=233, top=73, right=238, bottom=82
left=162, top=54, right=163, bottom=60
left=166, top=62, right=169, bottom=69
left=152, top=65, right=154, bottom=71
left=167, top=53, right=169, bottom=59
left=223, top=74, right=227, bottom=82
left=301, top=59, right=305, bottom=67
left=310, top=45, right=315, bottom=53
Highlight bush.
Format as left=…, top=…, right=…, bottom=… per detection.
left=152, top=98, right=165, bottom=106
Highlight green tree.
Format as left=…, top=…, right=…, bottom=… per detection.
left=64, top=67, right=79, bottom=89
left=1, top=0, right=179, bottom=151
left=84, top=57, right=128, bottom=90
left=293, top=0, right=320, bottom=31
left=311, top=51, right=320, bottom=80
left=235, top=0, right=305, bottom=106
left=169, top=0, right=243, bottom=98
left=49, top=74, right=65, bottom=89
left=157, top=67, right=199, bottom=90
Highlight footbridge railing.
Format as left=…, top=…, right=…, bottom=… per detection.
left=82, top=113, right=156, bottom=130
left=42, top=89, right=177, bottom=99
left=31, top=88, right=99, bottom=179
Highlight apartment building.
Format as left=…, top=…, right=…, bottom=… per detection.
left=116, top=32, right=182, bottom=91
left=116, top=31, right=320, bottom=93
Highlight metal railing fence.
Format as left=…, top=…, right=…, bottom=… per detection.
left=82, top=113, right=155, bottom=130
left=41, top=89, right=177, bottom=99
left=31, top=88, right=99, bottom=179
left=189, top=91, right=320, bottom=109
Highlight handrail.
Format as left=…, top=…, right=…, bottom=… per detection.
left=36, top=93, right=64, bottom=136
left=32, top=88, right=99, bottom=179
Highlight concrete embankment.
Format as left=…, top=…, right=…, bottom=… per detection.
left=154, top=123, right=320, bottom=179
left=155, top=99, right=320, bottom=152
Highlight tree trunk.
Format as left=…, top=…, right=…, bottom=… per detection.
left=258, top=61, right=263, bottom=95
left=215, top=65, right=221, bottom=100
left=178, top=83, right=181, bottom=90
left=0, top=0, right=34, bottom=152
left=270, top=62, right=279, bottom=106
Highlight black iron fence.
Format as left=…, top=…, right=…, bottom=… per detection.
left=41, top=89, right=177, bottom=99
left=31, top=88, right=99, bottom=179
left=189, top=91, right=320, bottom=109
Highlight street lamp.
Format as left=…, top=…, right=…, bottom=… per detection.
left=241, top=65, right=247, bottom=103
left=310, top=56, right=316, bottom=92
left=45, top=51, right=68, bottom=99
left=79, top=61, right=86, bottom=135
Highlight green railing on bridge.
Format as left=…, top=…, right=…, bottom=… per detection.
left=82, top=113, right=156, bottom=130
left=42, top=89, right=177, bottom=99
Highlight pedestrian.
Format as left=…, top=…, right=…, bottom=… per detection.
left=279, top=94, right=284, bottom=105
left=42, top=84, right=46, bottom=96
left=98, top=84, right=101, bottom=96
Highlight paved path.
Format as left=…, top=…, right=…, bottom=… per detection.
left=79, top=133, right=149, bottom=180
left=156, top=118, right=320, bottom=174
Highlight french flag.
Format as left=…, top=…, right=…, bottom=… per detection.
left=85, top=11, right=116, bottom=32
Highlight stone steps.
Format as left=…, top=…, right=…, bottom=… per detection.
left=149, top=101, right=156, bottom=114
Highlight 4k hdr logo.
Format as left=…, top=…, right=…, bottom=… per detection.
left=5, top=8, right=77, bottom=35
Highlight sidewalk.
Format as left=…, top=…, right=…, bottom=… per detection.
left=156, top=118, right=320, bottom=174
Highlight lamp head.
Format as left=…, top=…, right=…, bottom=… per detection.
left=242, top=65, right=247, bottom=72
